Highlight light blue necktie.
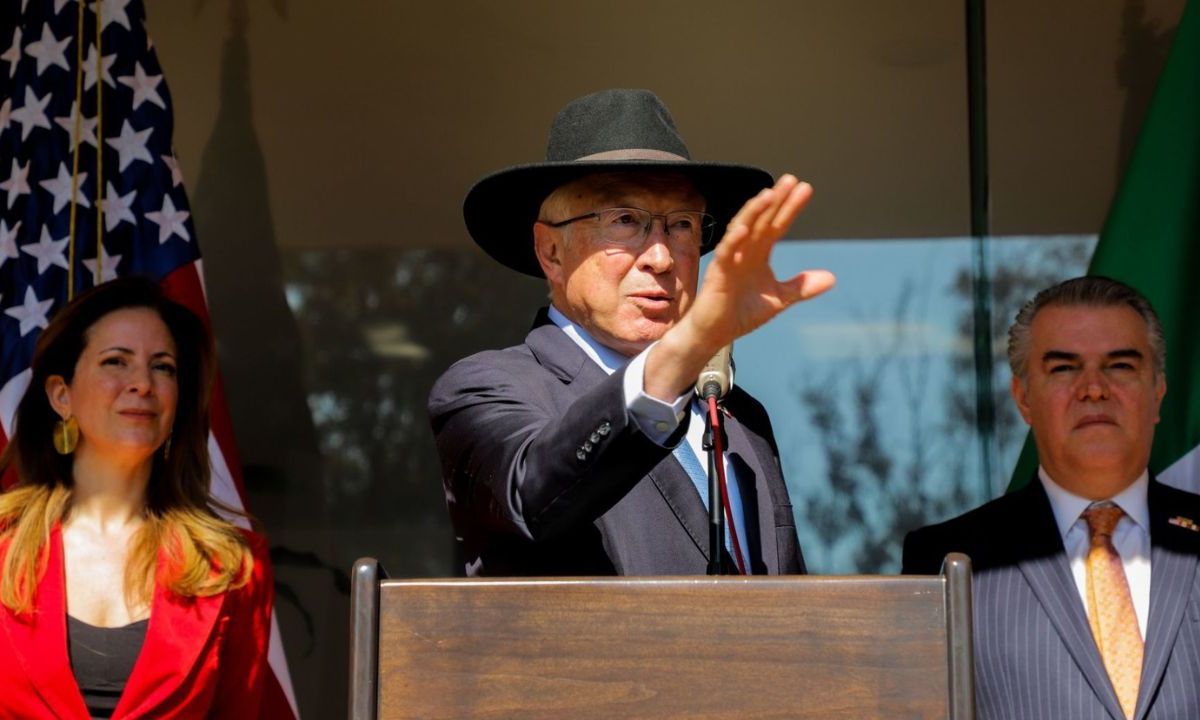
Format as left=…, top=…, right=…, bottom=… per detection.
left=672, top=441, right=743, bottom=567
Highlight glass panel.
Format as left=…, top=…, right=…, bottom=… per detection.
left=727, top=234, right=1095, bottom=574
left=279, top=248, right=548, bottom=577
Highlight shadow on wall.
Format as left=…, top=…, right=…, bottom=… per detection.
left=187, top=0, right=337, bottom=717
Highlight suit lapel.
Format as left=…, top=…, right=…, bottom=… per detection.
left=0, top=526, right=91, bottom=719
left=648, top=460, right=712, bottom=563
left=1134, top=480, right=1200, bottom=720
left=524, top=312, right=591, bottom=386
left=1014, top=482, right=1127, bottom=720
left=112, top=543, right=227, bottom=718
left=723, top=412, right=778, bottom=573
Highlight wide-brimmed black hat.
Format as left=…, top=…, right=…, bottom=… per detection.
left=463, top=88, right=774, bottom=278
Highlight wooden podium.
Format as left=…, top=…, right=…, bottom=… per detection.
left=350, top=555, right=973, bottom=719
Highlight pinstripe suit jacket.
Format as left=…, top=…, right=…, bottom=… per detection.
left=903, top=477, right=1200, bottom=720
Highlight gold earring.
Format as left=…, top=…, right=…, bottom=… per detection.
left=53, top=416, right=79, bottom=455
left=162, top=435, right=172, bottom=460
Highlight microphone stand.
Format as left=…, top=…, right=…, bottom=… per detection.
left=704, top=404, right=725, bottom=575
left=700, top=384, right=734, bottom=575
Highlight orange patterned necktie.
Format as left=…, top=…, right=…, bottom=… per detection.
left=1083, top=504, right=1143, bottom=720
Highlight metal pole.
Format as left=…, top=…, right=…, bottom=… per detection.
left=967, top=0, right=996, bottom=499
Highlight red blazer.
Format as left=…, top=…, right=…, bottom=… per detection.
left=0, top=524, right=274, bottom=719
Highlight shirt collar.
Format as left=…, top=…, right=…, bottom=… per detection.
left=547, top=305, right=629, bottom=376
left=1039, top=466, right=1151, bottom=540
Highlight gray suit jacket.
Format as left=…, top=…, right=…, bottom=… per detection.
left=428, top=308, right=805, bottom=577
left=903, top=477, right=1200, bottom=720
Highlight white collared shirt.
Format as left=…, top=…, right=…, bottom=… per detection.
left=1039, top=467, right=1152, bottom=638
left=547, top=306, right=752, bottom=571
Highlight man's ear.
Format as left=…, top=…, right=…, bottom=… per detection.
left=1011, top=374, right=1033, bottom=426
left=44, top=375, right=71, bottom=420
left=533, top=222, right=564, bottom=286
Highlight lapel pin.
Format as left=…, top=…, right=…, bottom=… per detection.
left=1168, top=516, right=1199, bottom=532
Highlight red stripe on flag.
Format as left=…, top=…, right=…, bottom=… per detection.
left=160, top=264, right=248, bottom=507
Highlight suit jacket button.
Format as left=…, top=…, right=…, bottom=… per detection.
left=582, top=441, right=593, bottom=452
left=597, top=421, right=611, bottom=436
left=589, top=432, right=601, bottom=443
left=576, top=449, right=587, bottom=461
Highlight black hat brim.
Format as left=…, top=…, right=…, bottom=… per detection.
left=463, top=160, right=775, bottom=278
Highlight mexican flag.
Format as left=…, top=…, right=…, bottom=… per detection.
left=1010, top=0, right=1200, bottom=492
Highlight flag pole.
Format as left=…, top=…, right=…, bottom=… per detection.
left=966, top=0, right=997, bottom=500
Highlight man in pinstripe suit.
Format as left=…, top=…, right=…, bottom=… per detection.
left=904, top=276, right=1200, bottom=720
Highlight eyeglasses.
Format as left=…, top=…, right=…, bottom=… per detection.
left=544, top=207, right=717, bottom=250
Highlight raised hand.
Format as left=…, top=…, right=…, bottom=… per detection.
left=644, top=174, right=835, bottom=400
left=686, top=174, right=835, bottom=347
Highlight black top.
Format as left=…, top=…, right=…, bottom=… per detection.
left=67, top=615, right=148, bottom=719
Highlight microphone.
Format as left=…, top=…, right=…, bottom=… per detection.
left=695, top=344, right=733, bottom=401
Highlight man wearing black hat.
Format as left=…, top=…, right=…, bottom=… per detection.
left=429, top=89, right=835, bottom=577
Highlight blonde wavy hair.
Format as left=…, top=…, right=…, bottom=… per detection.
left=0, top=277, right=254, bottom=615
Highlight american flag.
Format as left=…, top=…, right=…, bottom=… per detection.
left=0, top=1, right=298, bottom=716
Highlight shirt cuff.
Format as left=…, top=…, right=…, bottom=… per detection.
left=622, top=344, right=691, bottom=446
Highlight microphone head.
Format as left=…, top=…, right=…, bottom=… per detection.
left=695, top=344, right=733, bottom=400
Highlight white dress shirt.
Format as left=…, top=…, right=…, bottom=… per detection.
left=547, top=306, right=752, bottom=571
left=1039, top=467, right=1152, bottom=638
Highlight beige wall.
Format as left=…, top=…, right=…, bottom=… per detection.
left=148, top=0, right=1182, bottom=253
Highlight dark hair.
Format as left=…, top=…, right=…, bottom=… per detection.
left=1007, top=275, right=1166, bottom=379
left=1, top=276, right=214, bottom=512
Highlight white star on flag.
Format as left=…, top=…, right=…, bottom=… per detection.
left=0, top=159, right=31, bottom=208
left=90, top=0, right=132, bottom=32
left=83, top=43, right=116, bottom=90
left=4, top=287, right=54, bottom=337
left=118, top=61, right=165, bottom=111
left=106, top=120, right=153, bottom=172
left=21, top=226, right=69, bottom=275
left=0, top=97, right=10, bottom=132
left=54, top=100, right=98, bottom=148
left=24, top=22, right=71, bottom=76
left=145, top=195, right=190, bottom=244
left=161, top=153, right=184, bottom=187
left=1, top=27, right=19, bottom=79
left=102, top=181, right=137, bottom=231
left=10, top=87, right=52, bottom=141
left=0, top=219, right=20, bottom=270
left=39, top=162, right=90, bottom=214
left=83, top=244, right=122, bottom=283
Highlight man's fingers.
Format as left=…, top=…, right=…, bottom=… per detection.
left=779, top=269, right=837, bottom=305
left=750, top=174, right=799, bottom=237
left=728, top=186, right=775, bottom=230
left=721, top=175, right=813, bottom=262
left=771, top=181, right=813, bottom=233
left=728, top=174, right=798, bottom=230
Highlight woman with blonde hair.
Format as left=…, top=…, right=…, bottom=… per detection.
left=0, top=276, right=273, bottom=719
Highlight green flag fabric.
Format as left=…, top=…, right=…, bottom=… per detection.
left=1009, top=0, right=1200, bottom=492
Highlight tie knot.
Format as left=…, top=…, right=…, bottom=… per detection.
left=1083, top=504, right=1124, bottom=539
